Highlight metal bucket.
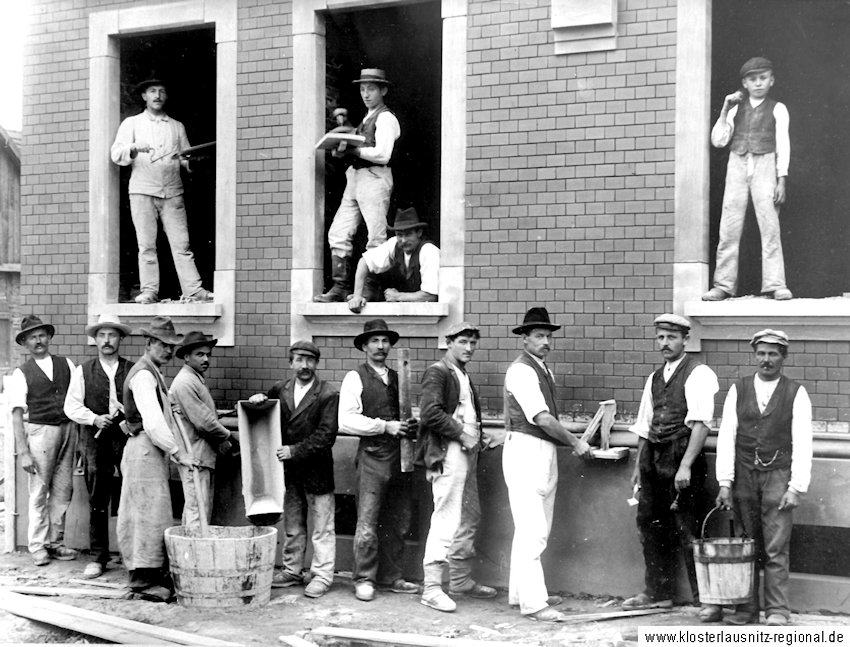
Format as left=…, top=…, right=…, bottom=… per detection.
left=692, top=506, right=755, bottom=605
left=165, top=525, right=277, bottom=608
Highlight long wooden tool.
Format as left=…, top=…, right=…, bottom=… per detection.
left=397, top=348, right=415, bottom=472
left=173, top=411, right=209, bottom=534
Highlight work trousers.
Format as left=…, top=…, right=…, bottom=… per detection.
left=79, top=424, right=126, bottom=564
left=732, top=462, right=794, bottom=620
left=636, top=436, right=706, bottom=603
left=422, top=441, right=481, bottom=592
left=281, top=483, right=336, bottom=586
left=713, top=152, right=787, bottom=295
left=502, top=432, right=558, bottom=615
left=25, top=421, right=76, bottom=553
left=177, top=464, right=213, bottom=528
left=129, top=193, right=203, bottom=298
left=327, top=166, right=392, bottom=257
left=352, top=446, right=412, bottom=586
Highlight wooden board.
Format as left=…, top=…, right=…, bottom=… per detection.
left=237, top=399, right=284, bottom=524
left=314, top=132, right=365, bottom=150
left=310, top=626, right=509, bottom=647
left=7, top=585, right=131, bottom=599
left=590, top=447, right=629, bottom=460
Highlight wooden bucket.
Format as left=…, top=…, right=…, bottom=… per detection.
left=164, top=525, right=277, bottom=608
left=692, top=506, right=755, bottom=605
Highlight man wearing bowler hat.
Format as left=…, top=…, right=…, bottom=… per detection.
left=249, top=340, right=339, bottom=599
left=10, top=315, right=78, bottom=566
left=339, top=319, right=420, bottom=602
left=64, top=314, right=134, bottom=578
left=118, top=316, right=196, bottom=600
left=503, top=307, right=592, bottom=622
left=170, top=331, right=237, bottom=528
left=713, top=330, right=812, bottom=626
left=111, top=77, right=212, bottom=305
left=347, top=207, right=440, bottom=313
left=314, top=68, right=401, bottom=303
left=624, top=314, right=718, bottom=617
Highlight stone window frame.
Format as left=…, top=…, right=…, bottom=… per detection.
left=88, top=0, right=236, bottom=345
left=290, top=0, right=467, bottom=344
left=673, top=0, right=850, bottom=350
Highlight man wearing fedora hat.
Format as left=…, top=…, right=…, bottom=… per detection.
left=712, top=330, right=812, bottom=626
left=624, top=314, right=718, bottom=617
left=249, top=340, right=339, bottom=599
left=314, top=68, right=401, bottom=303
left=170, top=331, right=236, bottom=528
left=118, top=316, right=197, bottom=599
left=347, top=207, right=439, bottom=313
left=503, top=307, right=592, bottom=622
left=64, top=314, right=134, bottom=578
left=10, top=315, right=78, bottom=566
left=339, top=319, right=420, bottom=602
left=111, top=78, right=213, bottom=305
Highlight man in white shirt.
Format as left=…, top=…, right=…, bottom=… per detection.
left=64, top=313, right=134, bottom=579
left=315, top=68, right=401, bottom=303
left=111, top=78, right=212, bottom=305
left=503, top=307, right=591, bottom=622
left=347, top=207, right=439, bottom=312
left=712, top=329, right=812, bottom=627
left=624, top=314, right=718, bottom=617
left=10, top=315, right=78, bottom=566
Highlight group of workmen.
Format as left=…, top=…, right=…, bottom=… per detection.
left=9, top=304, right=811, bottom=626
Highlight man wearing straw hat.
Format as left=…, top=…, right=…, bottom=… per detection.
left=170, top=331, right=237, bottom=528
left=503, top=307, right=592, bottom=622
left=712, top=329, right=812, bottom=626
left=314, top=68, right=401, bottom=303
left=64, top=314, right=134, bottom=579
left=9, top=315, right=78, bottom=566
left=624, top=314, right=718, bottom=617
left=338, top=319, right=420, bottom=602
left=117, top=316, right=197, bottom=601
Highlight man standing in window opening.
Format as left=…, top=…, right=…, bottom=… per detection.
left=347, top=207, right=439, bottom=313
left=314, top=68, right=401, bottom=303
left=624, top=314, right=718, bottom=618
left=111, top=78, right=213, bottom=305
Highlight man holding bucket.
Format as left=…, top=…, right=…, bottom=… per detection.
left=624, top=314, right=718, bottom=615
left=713, top=329, right=812, bottom=626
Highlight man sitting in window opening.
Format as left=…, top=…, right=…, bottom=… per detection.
left=110, top=78, right=213, bottom=305
left=347, top=207, right=439, bottom=313
left=314, top=68, right=401, bottom=303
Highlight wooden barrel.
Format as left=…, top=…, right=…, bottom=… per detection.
left=692, top=537, right=755, bottom=604
left=165, top=525, right=277, bottom=608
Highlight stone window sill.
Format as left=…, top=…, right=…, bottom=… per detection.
left=293, top=302, right=450, bottom=341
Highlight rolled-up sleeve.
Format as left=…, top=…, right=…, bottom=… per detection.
left=684, top=364, right=719, bottom=427
left=129, top=371, right=179, bottom=454
left=715, top=385, right=739, bottom=487
left=418, top=243, right=440, bottom=295
left=338, top=371, right=386, bottom=436
left=629, top=375, right=654, bottom=440
left=64, top=365, right=97, bottom=426
left=505, top=362, right=548, bottom=424
left=789, top=386, right=813, bottom=494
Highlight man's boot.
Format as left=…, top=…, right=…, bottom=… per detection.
left=313, top=255, right=352, bottom=302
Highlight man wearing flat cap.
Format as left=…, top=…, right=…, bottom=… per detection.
left=417, top=321, right=496, bottom=613
left=117, top=316, right=197, bottom=600
left=624, top=314, right=718, bottom=617
left=170, top=331, right=236, bottom=528
left=64, top=314, right=134, bottom=578
left=315, top=68, right=401, bottom=303
left=10, top=315, right=78, bottom=566
left=347, top=207, right=440, bottom=313
left=712, top=330, right=812, bottom=626
left=111, top=78, right=212, bottom=305
left=339, top=319, right=420, bottom=602
left=249, top=340, right=339, bottom=599
left=503, top=307, right=592, bottom=622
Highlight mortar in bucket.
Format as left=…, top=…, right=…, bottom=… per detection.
left=692, top=505, right=755, bottom=605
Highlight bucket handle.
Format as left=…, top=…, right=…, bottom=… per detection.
left=700, top=504, right=749, bottom=541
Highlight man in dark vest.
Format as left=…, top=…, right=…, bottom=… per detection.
left=338, top=319, right=420, bottom=602
left=314, top=68, right=401, bottom=303
left=713, top=329, right=812, bottom=626
left=624, top=314, right=718, bottom=616
left=64, top=313, right=134, bottom=579
left=503, top=307, right=591, bottom=622
left=703, top=56, right=791, bottom=301
left=10, top=315, right=78, bottom=566
left=347, top=207, right=440, bottom=313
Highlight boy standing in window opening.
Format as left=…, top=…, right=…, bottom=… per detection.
left=314, top=68, right=401, bottom=303
left=703, top=57, right=792, bottom=302
left=111, top=78, right=213, bottom=305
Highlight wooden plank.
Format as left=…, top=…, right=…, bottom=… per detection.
left=310, top=626, right=508, bottom=647
left=68, top=578, right=130, bottom=590
left=279, top=636, right=320, bottom=647
left=561, top=608, right=673, bottom=623
left=0, top=591, right=242, bottom=646
left=8, top=585, right=130, bottom=599
left=397, top=348, right=414, bottom=472
left=590, top=447, right=629, bottom=460
left=4, top=377, right=17, bottom=554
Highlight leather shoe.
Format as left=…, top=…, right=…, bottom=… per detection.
left=421, top=589, right=456, bottom=613
left=49, top=545, right=78, bottom=561
left=31, top=549, right=50, bottom=566
left=83, top=562, right=104, bottom=579
left=702, top=287, right=730, bottom=301
left=526, top=606, right=567, bottom=622
left=386, top=578, right=421, bottom=594
left=724, top=610, right=757, bottom=626
left=449, top=582, right=497, bottom=599
left=766, top=614, right=788, bottom=626
left=699, top=604, right=722, bottom=622
left=623, top=592, right=673, bottom=611
left=773, top=288, right=793, bottom=301
left=304, top=579, right=330, bottom=598
left=271, top=570, right=303, bottom=588
left=354, top=581, right=375, bottom=602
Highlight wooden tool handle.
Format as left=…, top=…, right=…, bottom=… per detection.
left=397, top=348, right=414, bottom=473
